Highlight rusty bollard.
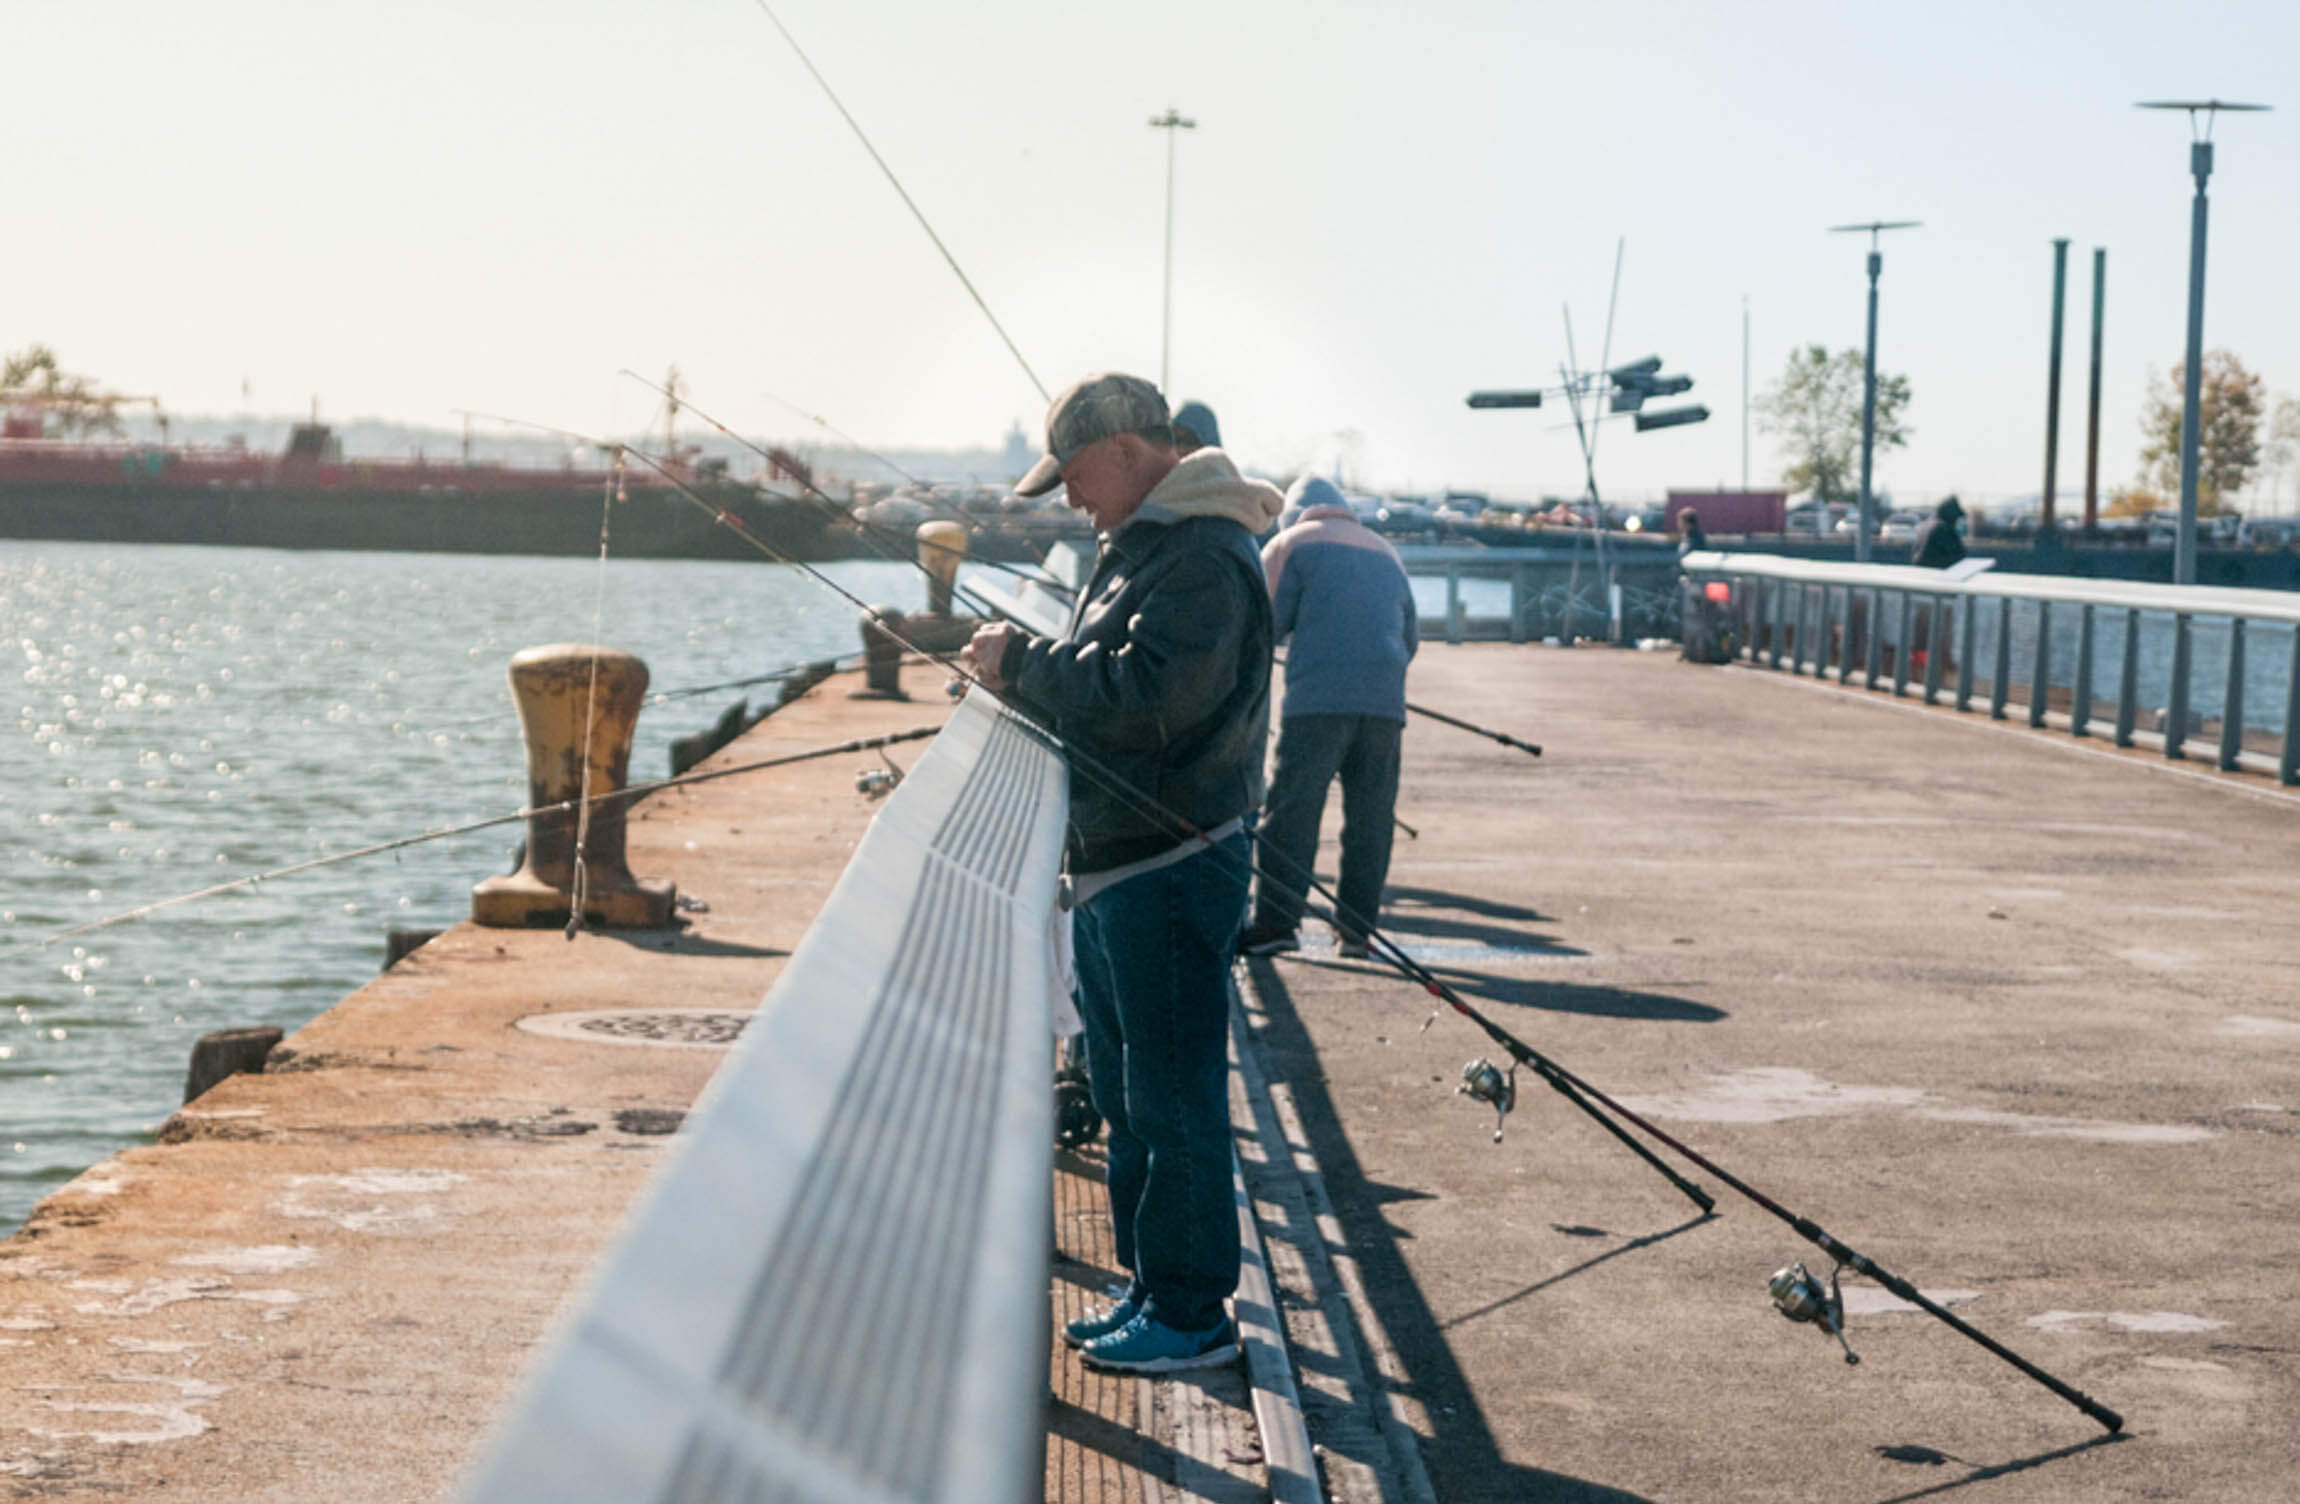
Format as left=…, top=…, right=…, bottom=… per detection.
left=853, top=605, right=911, bottom=700
left=472, top=644, right=676, bottom=929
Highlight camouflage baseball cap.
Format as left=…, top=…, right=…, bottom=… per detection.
left=1014, top=372, right=1174, bottom=497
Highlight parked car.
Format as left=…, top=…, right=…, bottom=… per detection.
left=1878, top=511, right=1922, bottom=545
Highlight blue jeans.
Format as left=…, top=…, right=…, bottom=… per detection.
left=1252, top=713, right=1402, bottom=942
left=1072, top=831, right=1248, bottom=1331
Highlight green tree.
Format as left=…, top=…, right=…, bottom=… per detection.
left=0, top=345, right=124, bottom=437
left=2137, top=350, right=2264, bottom=515
left=1754, top=345, right=1911, bottom=504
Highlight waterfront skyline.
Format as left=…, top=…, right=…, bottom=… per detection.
left=9, top=0, right=2299, bottom=505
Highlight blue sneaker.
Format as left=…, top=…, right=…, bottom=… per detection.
left=1080, top=1312, right=1238, bottom=1374
left=1062, top=1289, right=1142, bottom=1349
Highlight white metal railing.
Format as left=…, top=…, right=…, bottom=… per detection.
left=1683, top=551, right=2300, bottom=784
left=459, top=688, right=1068, bottom=1503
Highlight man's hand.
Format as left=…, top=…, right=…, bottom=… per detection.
left=964, top=621, right=1023, bottom=692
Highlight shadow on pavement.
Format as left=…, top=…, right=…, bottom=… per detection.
left=1244, top=958, right=1665, bottom=1504
left=1429, top=965, right=1728, bottom=1023
left=1439, top=1214, right=1715, bottom=1332
left=1374, top=883, right=1577, bottom=955
left=1865, top=1433, right=2127, bottom=1503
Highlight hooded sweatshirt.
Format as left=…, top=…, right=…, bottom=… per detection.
left=1260, top=476, right=1418, bottom=721
left=1005, top=448, right=1283, bottom=872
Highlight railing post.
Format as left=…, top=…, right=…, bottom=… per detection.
left=2219, top=618, right=2247, bottom=771
left=1769, top=581, right=1786, bottom=668
left=1509, top=567, right=1526, bottom=644
left=1446, top=567, right=1463, bottom=646
left=2029, top=599, right=2052, bottom=728
left=1816, top=586, right=1834, bottom=677
left=1893, top=590, right=1914, bottom=696
left=1864, top=588, right=1885, bottom=688
left=1839, top=587, right=1858, bottom=685
left=2282, top=624, right=2300, bottom=785
left=1990, top=596, right=2012, bottom=720
left=1956, top=595, right=1977, bottom=709
left=2115, top=608, right=2141, bottom=747
left=2167, top=612, right=2192, bottom=759
left=2072, top=603, right=2095, bottom=737
left=1923, top=595, right=1947, bottom=704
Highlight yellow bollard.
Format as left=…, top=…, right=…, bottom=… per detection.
left=472, top=644, right=677, bottom=929
left=916, top=519, right=968, bottom=618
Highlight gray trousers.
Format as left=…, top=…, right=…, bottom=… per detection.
left=1251, top=713, right=1402, bottom=941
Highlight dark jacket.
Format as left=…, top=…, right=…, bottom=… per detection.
left=1912, top=499, right=1967, bottom=569
left=1006, top=463, right=1279, bottom=872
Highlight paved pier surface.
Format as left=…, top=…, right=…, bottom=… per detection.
left=9, top=642, right=2297, bottom=1504
left=0, top=675, right=949, bottom=1500
left=1240, top=644, right=2299, bottom=1502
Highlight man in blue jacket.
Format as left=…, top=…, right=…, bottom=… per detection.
left=966, top=372, right=1281, bottom=1374
left=1239, top=475, right=1419, bottom=959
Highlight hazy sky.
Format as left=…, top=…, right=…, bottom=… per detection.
left=13, top=0, right=2300, bottom=506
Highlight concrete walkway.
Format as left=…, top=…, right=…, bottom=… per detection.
left=0, top=676, right=948, bottom=1501
left=1236, top=643, right=2300, bottom=1503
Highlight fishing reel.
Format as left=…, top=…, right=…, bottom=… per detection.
left=1768, top=1260, right=1860, bottom=1365
left=855, top=749, right=907, bottom=800
left=1457, top=1057, right=1518, bottom=1143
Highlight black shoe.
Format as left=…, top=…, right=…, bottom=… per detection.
left=1237, top=924, right=1299, bottom=958
left=1336, top=935, right=1371, bottom=959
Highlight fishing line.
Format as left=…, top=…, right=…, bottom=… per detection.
left=586, top=422, right=1715, bottom=1204
left=745, top=0, right=1050, bottom=402
left=565, top=449, right=627, bottom=939
left=615, top=371, right=1060, bottom=601
left=495, top=416, right=2119, bottom=1429
left=753, top=385, right=931, bottom=489
left=11, top=725, right=942, bottom=955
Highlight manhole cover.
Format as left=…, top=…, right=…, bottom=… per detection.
left=515, top=1009, right=752, bottom=1050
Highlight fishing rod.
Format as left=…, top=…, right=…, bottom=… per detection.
left=613, top=373, right=1063, bottom=601
left=1279, top=867, right=2124, bottom=1432
left=1266, top=650, right=1544, bottom=759
left=745, top=0, right=1048, bottom=402
left=709, top=5, right=2096, bottom=1428
left=584, top=419, right=2123, bottom=1434
left=1403, top=698, right=1542, bottom=759
left=15, top=725, right=942, bottom=954
left=569, top=424, right=1723, bottom=1217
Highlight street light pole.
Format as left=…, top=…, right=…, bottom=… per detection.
left=1829, top=221, right=1919, bottom=563
left=1149, top=108, right=1197, bottom=394
left=2138, top=100, right=2269, bottom=586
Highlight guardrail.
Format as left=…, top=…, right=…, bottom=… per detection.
left=460, top=687, right=1069, bottom=1503
left=1682, top=551, right=2300, bottom=785
left=1393, top=542, right=1680, bottom=645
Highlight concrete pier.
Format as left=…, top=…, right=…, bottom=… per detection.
left=0, top=676, right=948, bottom=1500
left=6, top=642, right=2297, bottom=1502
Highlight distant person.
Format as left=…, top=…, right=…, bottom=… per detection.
left=965, top=371, right=1281, bottom=1375
left=1912, top=496, right=1967, bottom=569
left=1171, top=400, right=1221, bottom=455
left=1239, top=475, right=1418, bottom=959
left=1676, top=507, right=1708, bottom=558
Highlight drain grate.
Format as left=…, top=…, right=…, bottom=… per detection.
left=514, top=1009, right=751, bottom=1050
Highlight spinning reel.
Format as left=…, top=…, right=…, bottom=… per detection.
left=855, top=748, right=908, bottom=800
left=1457, top=1057, right=1518, bottom=1143
left=1768, top=1260, right=1860, bottom=1365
